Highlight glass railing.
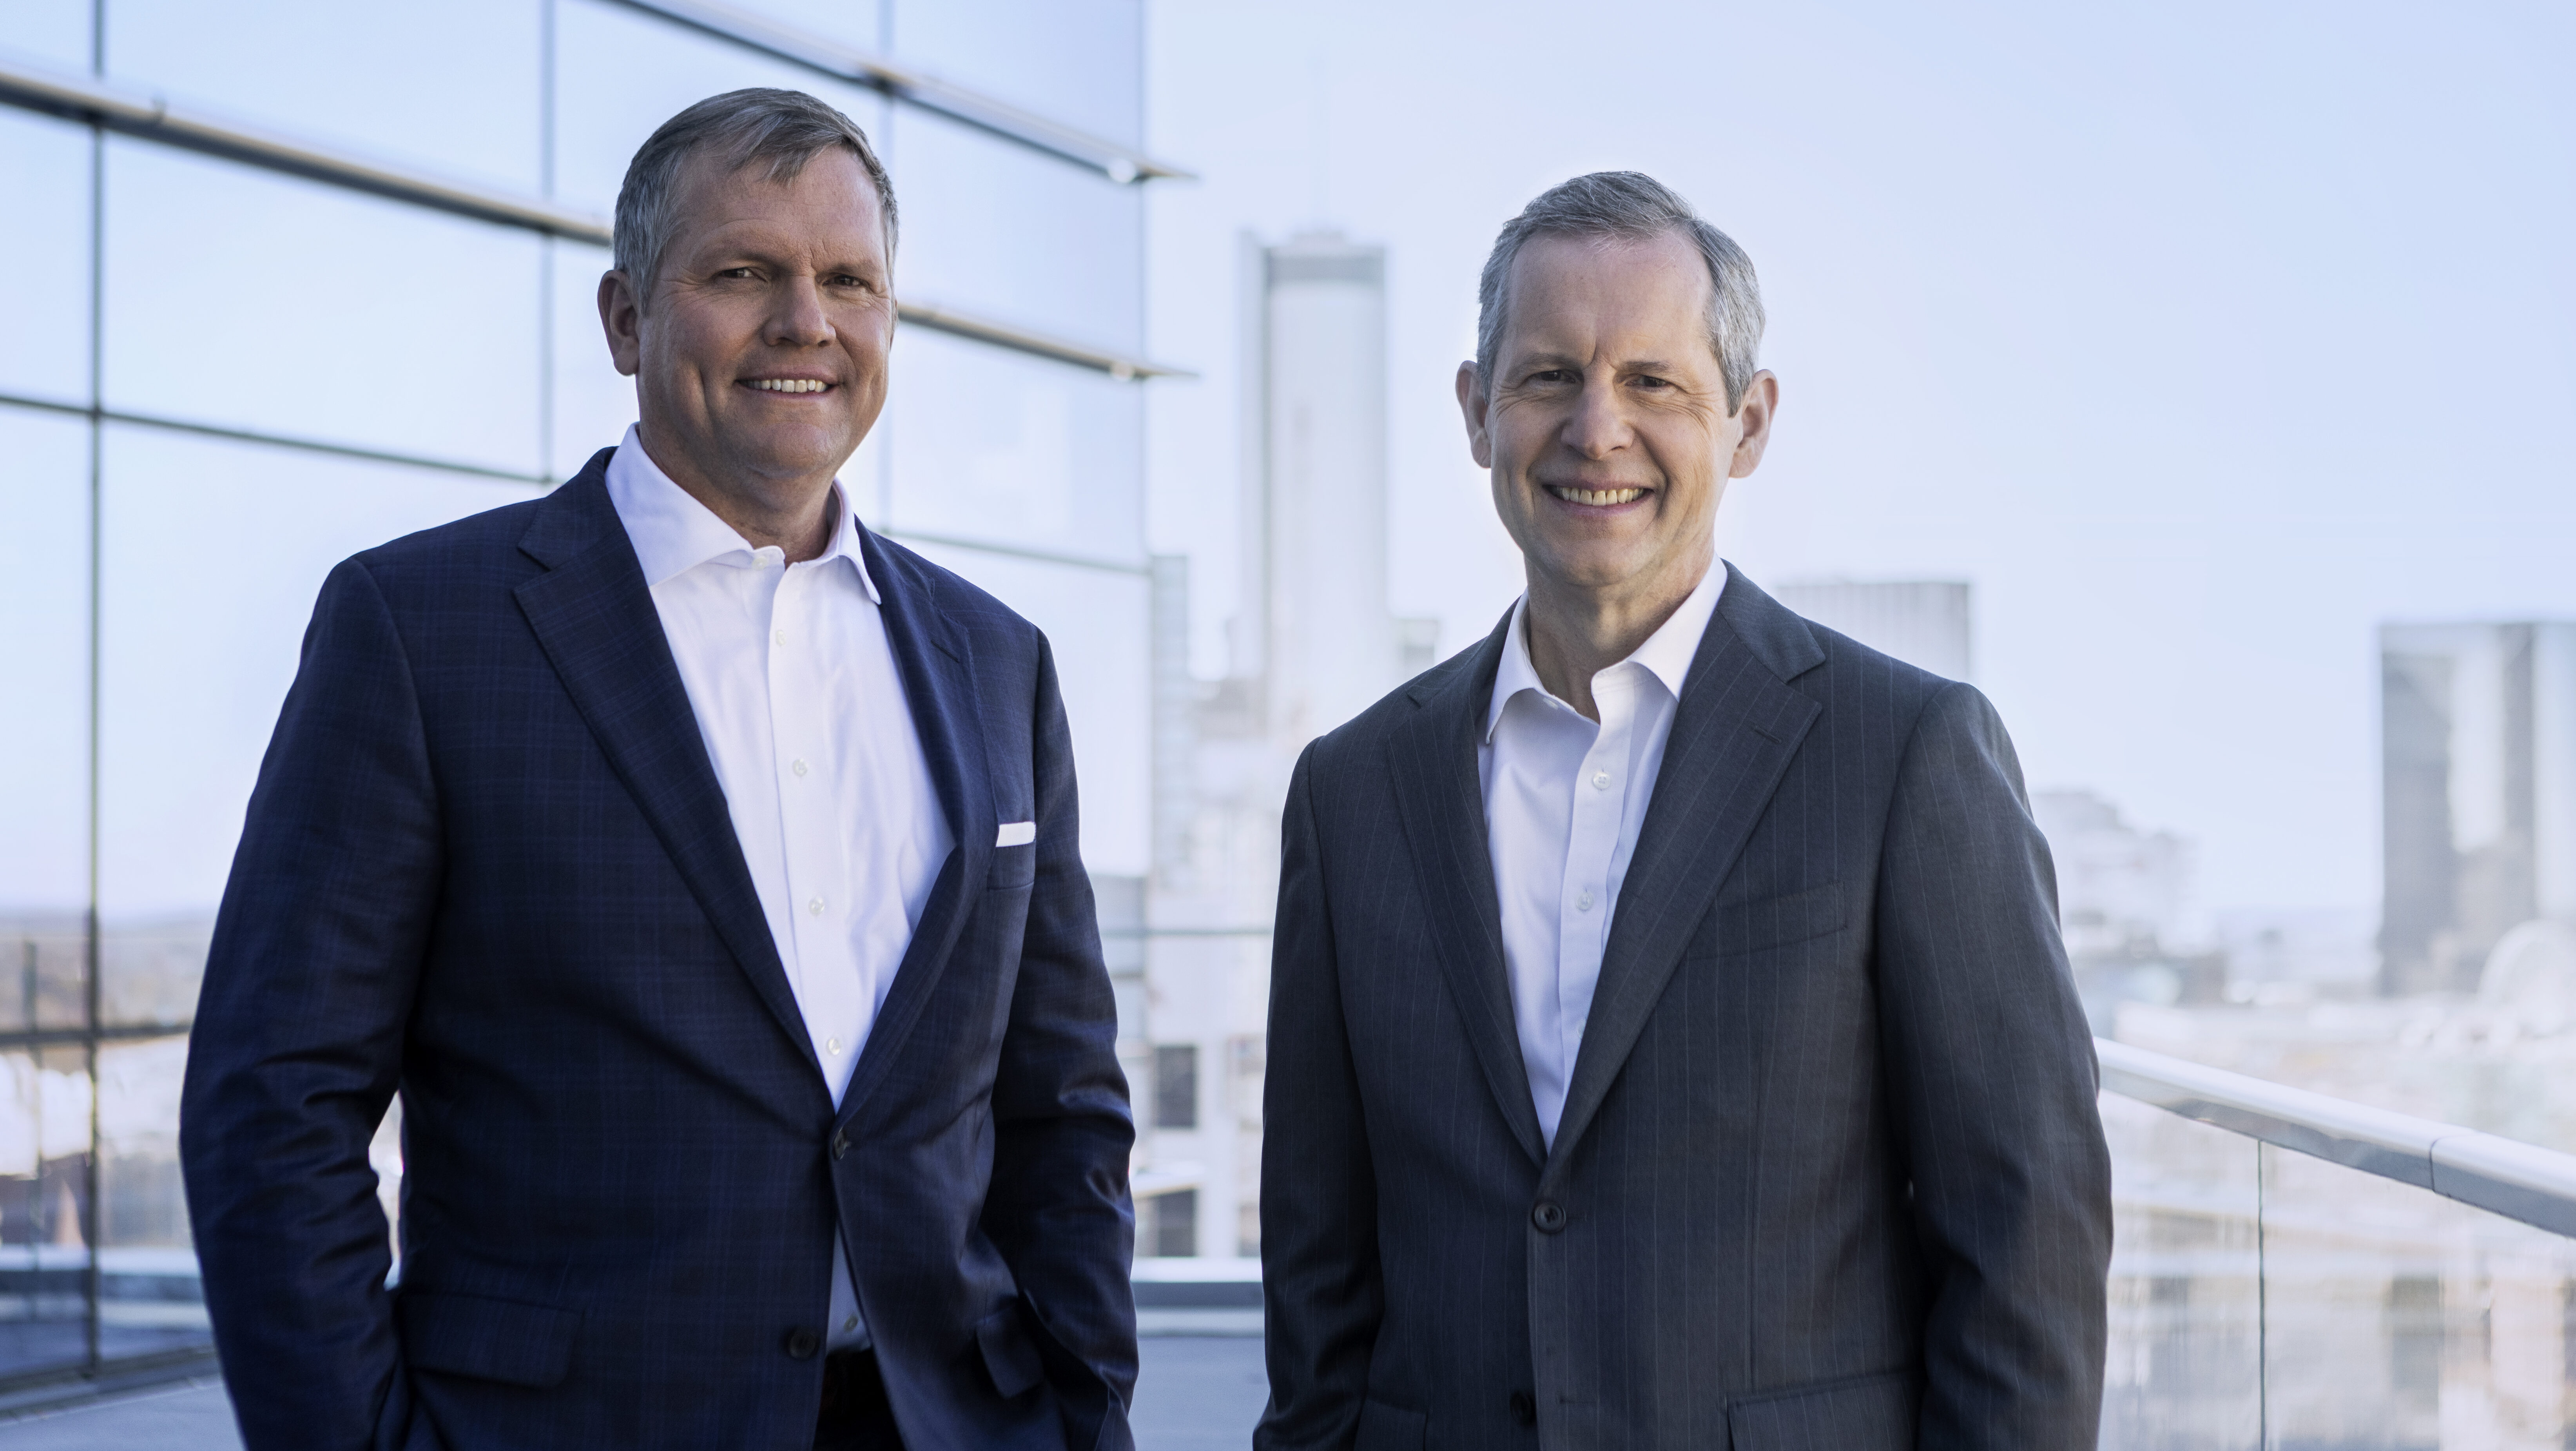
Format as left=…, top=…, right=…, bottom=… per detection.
left=2101, top=1037, right=2576, bottom=1449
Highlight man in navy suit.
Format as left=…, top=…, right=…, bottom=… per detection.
left=180, top=89, right=1135, bottom=1450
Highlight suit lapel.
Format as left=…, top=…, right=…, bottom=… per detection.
left=1544, top=569, right=1825, bottom=1175
left=1387, top=613, right=1549, bottom=1168
left=511, top=466, right=818, bottom=1072
left=834, top=525, right=994, bottom=1126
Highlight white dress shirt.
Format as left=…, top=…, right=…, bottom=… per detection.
left=605, top=426, right=952, bottom=1350
left=1479, top=563, right=1726, bottom=1148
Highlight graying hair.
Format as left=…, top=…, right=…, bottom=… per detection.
left=612, top=88, right=897, bottom=303
left=1474, top=171, right=1765, bottom=413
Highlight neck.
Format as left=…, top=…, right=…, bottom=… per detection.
left=636, top=419, right=838, bottom=563
left=1522, top=552, right=1713, bottom=722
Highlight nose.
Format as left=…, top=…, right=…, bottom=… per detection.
left=1560, top=372, right=1630, bottom=460
left=765, top=273, right=834, bottom=348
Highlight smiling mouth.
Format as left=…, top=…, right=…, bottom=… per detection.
left=1545, top=485, right=1648, bottom=507
left=743, top=378, right=834, bottom=394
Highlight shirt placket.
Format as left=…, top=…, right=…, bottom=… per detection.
left=1558, top=668, right=1635, bottom=1070
left=768, top=561, right=856, bottom=1093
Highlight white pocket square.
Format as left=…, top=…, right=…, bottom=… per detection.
left=995, top=821, right=1035, bottom=847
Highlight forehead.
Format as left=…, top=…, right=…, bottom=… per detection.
left=667, top=146, right=886, bottom=254
left=1500, top=230, right=1713, bottom=360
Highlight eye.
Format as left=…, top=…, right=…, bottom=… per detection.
left=1632, top=374, right=1674, bottom=390
left=716, top=266, right=758, bottom=280
left=1528, top=368, right=1576, bottom=385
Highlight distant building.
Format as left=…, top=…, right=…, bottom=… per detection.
left=2378, top=622, right=2576, bottom=996
left=1773, top=579, right=1972, bottom=681
left=2033, top=789, right=2218, bottom=1029
left=1139, top=231, right=1429, bottom=1258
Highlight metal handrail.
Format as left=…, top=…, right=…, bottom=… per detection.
left=0, top=58, right=1193, bottom=383
left=2097, top=1037, right=2576, bottom=1238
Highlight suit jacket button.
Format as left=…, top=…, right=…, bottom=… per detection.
left=830, top=1130, right=850, bottom=1161
left=1530, top=1200, right=1566, bottom=1233
left=785, top=1328, right=821, bottom=1360
left=1509, top=1390, right=1537, bottom=1426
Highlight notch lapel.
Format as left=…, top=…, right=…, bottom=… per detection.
left=1543, top=571, right=1825, bottom=1177
left=1387, top=616, right=1548, bottom=1168
left=833, top=527, right=993, bottom=1126
left=511, top=468, right=818, bottom=1074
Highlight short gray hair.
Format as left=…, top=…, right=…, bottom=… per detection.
left=1474, top=171, right=1765, bottom=413
left=613, top=88, right=897, bottom=302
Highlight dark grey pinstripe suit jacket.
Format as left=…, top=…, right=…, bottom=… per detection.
left=1258, top=566, right=2110, bottom=1451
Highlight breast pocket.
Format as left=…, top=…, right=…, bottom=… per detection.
left=1694, top=879, right=1849, bottom=958
left=987, top=841, right=1037, bottom=890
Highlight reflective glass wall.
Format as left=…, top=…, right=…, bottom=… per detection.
left=0, top=0, right=1151, bottom=1389
left=2103, top=1092, right=2576, bottom=1449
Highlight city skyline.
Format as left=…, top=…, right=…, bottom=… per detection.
left=1141, top=0, right=2576, bottom=918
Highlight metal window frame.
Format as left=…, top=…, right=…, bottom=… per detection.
left=0, top=56, right=1194, bottom=383
left=2098, top=1036, right=2576, bottom=1238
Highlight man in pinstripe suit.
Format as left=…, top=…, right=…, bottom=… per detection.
left=1258, top=172, right=2112, bottom=1450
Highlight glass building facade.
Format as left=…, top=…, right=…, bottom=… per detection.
left=0, top=0, right=1165, bottom=1391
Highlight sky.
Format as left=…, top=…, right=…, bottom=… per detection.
left=1137, top=0, right=2576, bottom=918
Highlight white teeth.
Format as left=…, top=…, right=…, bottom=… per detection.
left=1550, top=486, right=1646, bottom=506
left=749, top=378, right=828, bottom=394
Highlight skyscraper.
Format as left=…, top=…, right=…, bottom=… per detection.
left=1138, top=230, right=1427, bottom=1258
left=2380, top=622, right=2576, bottom=996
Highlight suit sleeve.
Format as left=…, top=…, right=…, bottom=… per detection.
left=977, top=632, right=1140, bottom=1425
left=1872, top=681, right=2111, bottom=1449
left=1254, top=744, right=1383, bottom=1451
left=179, top=559, right=439, bottom=1451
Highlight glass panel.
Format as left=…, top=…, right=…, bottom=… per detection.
left=893, top=542, right=1148, bottom=877
left=2098, top=1092, right=2263, bottom=1450
left=2259, top=1143, right=2576, bottom=1449
left=883, top=329, right=1143, bottom=568
left=0, top=406, right=91, bottom=1035
left=549, top=237, right=635, bottom=481
left=553, top=0, right=888, bottom=221
left=890, top=0, right=1140, bottom=149
left=105, top=0, right=543, bottom=196
left=887, top=106, right=1142, bottom=354
left=96, top=424, right=543, bottom=1025
left=102, top=141, right=544, bottom=478
left=0, top=1, right=94, bottom=73
left=718, top=0, right=883, bottom=56
left=98, top=1035, right=207, bottom=1358
left=0, top=109, right=91, bottom=408
left=0, top=1047, right=91, bottom=1379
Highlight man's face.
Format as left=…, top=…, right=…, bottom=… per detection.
left=1457, top=230, right=1774, bottom=606
left=602, top=147, right=894, bottom=502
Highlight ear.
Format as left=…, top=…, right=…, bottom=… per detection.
left=1727, top=370, right=1779, bottom=477
left=599, top=269, right=643, bottom=379
left=1455, top=361, right=1493, bottom=470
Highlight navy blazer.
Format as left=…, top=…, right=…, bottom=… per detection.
left=1259, top=569, right=2111, bottom=1450
left=180, top=450, right=1137, bottom=1451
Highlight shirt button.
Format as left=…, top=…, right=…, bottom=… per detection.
left=808, top=897, right=825, bottom=916
left=825, top=1036, right=843, bottom=1055
left=843, top=1315, right=859, bottom=1333
left=792, top=758, right=809, bottom=777
left=774, top=628, right=787, bottom=646
left=1592, top=770, right=1611, bottom=790
left=1576, top=890, right=1595, bottom=912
